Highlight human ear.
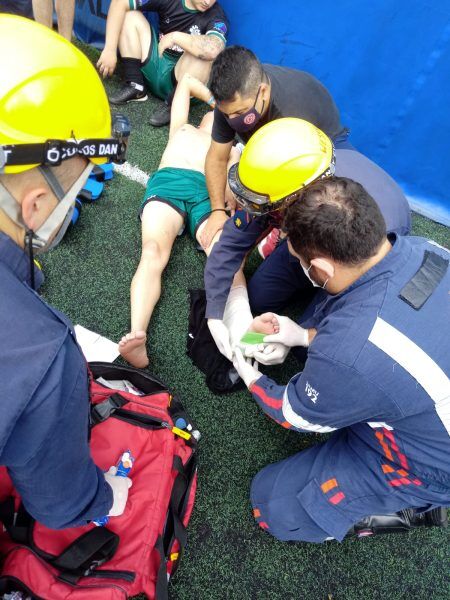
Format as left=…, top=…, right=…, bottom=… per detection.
left=21, top=187, right=48, bottom=230
left=310, top=257, right=335, bottom=280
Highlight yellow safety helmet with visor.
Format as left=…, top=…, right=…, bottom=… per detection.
left=228, top=118, right=335, bottom=216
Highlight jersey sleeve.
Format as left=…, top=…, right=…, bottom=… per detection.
left=129, top=0, right=163, bottom=11
left=205, top=8, right=229, bottom=44
left=250, top=350, right=400, bottom=433
left=212, top=108, right=236, bottom=144
left=205, top=213, right=269, bottom=319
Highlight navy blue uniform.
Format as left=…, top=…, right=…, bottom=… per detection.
left=0, top=233, right=112, bottom=529
left=248, top=235, right=450, bottom=542
left=205, top=148, right=411, bottom=319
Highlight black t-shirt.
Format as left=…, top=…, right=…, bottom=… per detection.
left=130, top=0, right=229, bottom=52
left=212, top=64, right=344, bottom=144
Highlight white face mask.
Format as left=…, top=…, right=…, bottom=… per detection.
left=300, top=260, right=329, bottom=289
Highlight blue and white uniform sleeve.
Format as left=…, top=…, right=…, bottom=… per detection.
left=205, top=213, right=269, bottom=319
left=250, top=351, right=399, bottom=433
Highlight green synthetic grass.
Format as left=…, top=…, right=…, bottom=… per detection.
left=38, top=45, right=450, bottom=599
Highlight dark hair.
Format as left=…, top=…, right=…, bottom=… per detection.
left=209, top=46, right=264, bottom=103
left=284, top=177, right=386, bottom=265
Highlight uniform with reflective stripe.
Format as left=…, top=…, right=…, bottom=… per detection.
left=249, top=235, right=450, bottom=542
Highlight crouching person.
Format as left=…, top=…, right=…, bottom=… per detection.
left=0, top=16, right=131, bottom=528
left=233, top=176, right=450, bottom=542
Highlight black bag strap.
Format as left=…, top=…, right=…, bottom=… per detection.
left=399, top=250, right=448, bottom=310
left=0, top=498, right=119, bottom=585
left=154, top=535, right=169, bottom=600
left=90, top=393, right=128, bottom=426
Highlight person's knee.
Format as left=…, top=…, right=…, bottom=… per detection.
left=141, top=239, right=164, bottom=267
left=250, top=466, right=330, bottom=543
left=123, top=8, right=148, bottom=33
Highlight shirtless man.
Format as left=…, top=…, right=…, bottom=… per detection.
left=118, top=73, right=239, bottom=367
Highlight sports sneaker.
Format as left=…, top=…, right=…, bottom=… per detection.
left=257, top=228, right=281, bottom=259
left=109, top=82, right=148, bottom=105
left=149, top=102, right=171, bottom=127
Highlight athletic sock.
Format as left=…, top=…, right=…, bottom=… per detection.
left=121, top=57, right=145, bottom=89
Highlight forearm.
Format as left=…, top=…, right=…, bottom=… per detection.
left=249, top=375, right=293, bottom=429
left=172, top=32, right=224, bottom=60
left=205, top=151, right=228, bottom=210
left=104, top=0, right=129, bottom=52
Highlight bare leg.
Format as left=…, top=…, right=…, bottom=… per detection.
left=118, top=10, right=151, bottom=60
left=119, top=201, right=184, bottom=367
left=55, top=0, right=75, bottom=40
left=32, top=0, right=53, bottom=28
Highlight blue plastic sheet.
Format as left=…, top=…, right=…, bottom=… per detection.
left=74, top=0, right=450, bottom=226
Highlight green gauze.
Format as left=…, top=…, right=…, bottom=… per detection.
left=240, top=332, right=266, bottom=345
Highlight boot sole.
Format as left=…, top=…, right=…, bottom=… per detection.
left=109, top=94, right=148, bottom=106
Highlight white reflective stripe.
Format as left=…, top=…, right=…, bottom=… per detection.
left=282, top=386, right=336, bottom=433
left=368, top=317, right=450, bottom=435
left=427, top=240, right=450, bottom=254
left=367, top=421, right=393, bottom=430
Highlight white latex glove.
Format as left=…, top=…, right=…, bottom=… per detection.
left=208, top=318, right=233, bottom=360
left=249, top=342, right=290, bottom=366
left=264, top=315, right=309, bottom=348
left=232, top=347, right=261, bottom=388
left=104, top=466, right=133, bottom=517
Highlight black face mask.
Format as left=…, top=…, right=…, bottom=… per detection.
left=224, top=86, right=265, bottom=133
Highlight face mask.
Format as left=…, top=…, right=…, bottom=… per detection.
left=300, top=261, right=329, bottom=289
left=31, top=163, right=93, bottom=254
left=224, top=86, right=265, bottom=133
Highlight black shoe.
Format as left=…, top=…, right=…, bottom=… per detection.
left=349, top=507, right=448, bottom=538
left=109, top=83, right=148, bottom=105
left=149, top=102, right=171, bottom=127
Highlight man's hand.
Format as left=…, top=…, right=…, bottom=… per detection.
left=208, top=318, right=232, bottom=360
left=97, top=49, right=117, bottom=78
left=104, top=466, right=132, bottom=517
left=224, top=188, right=237, bottom=215
left=245, top=342, right=290, bottom=366
left=200, top=210, right=228, bottom=249
left=232, top=347, right=261, bottom=388
left=263, top=314, right=310, bottom=348
left=158, top=32, right=176, bottom=57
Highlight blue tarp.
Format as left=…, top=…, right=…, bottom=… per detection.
left=74, top=0, right=450, bottom=226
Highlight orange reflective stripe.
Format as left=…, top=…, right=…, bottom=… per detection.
left=281, top=421, right=292, bottom=429
left=253, top=508, right=261, bottom=518
left=397, top=469, right=408, bottom=476
left=382, top=463, right=395, bottom=473
left=321, top=478, right=338, bottom=493
left=375, top=431, right=394, bottom=461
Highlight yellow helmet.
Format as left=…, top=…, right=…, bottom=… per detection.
left=228, top=118, right=335, bottom=215
left=0, top=15, right=129, bottom=174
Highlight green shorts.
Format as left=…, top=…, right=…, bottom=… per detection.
left=140, top=167, right=211, bottom=238
left=141, top=24, right=180, bottom=100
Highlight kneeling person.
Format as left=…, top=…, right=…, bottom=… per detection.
left=119, top=74, right=238, bottom=367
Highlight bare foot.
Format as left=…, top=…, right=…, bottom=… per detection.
left=249, top=312, right=280, bottom=335
left=118, top=330, right=148, bottom=368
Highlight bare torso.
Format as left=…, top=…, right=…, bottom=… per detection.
left=158, top=124, right=211, bottom=173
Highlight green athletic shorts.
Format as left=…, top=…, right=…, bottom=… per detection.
left=140, top=24, right=180, bottom=100
left=140, top=167, right=211, bottom=238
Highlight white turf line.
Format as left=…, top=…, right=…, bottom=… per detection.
left=114, top=162, right=149, bottom=187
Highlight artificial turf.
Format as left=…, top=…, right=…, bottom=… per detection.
left=39, top=44, right=450, bottom=599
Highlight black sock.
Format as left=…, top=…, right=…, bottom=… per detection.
left=122, top=57, right=144, bottom=88
left=166, top=80, right=178, bottom=106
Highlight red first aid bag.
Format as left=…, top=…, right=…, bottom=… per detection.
left=0, top=362, right=198, bottom=599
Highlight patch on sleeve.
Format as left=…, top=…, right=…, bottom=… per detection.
left=233, top=210, right=252, bottom=230
left=212, top=21, right=228, bottom=35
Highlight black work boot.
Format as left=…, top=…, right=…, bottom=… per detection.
left=349, top=507, right=448, bottom=537
left=149, top=102, right=171, bottom=127
left=109, top=82, right=148, bottom=105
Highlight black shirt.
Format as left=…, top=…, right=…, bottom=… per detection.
left=130, top=0, right=229, bottom=51
left=212, top=64, right=344, bottom=144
